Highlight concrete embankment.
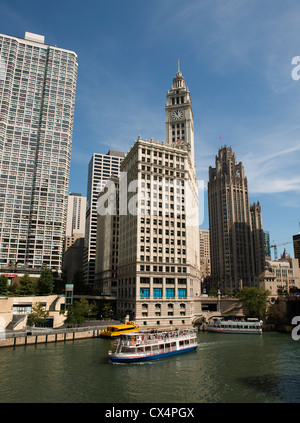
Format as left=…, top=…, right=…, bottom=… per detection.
left=0, top=321, right=120, bottom=348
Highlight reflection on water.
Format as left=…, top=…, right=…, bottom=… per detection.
left=240, top=374, right=300, bottom=403
left=0, top=331, right=299, bottom=403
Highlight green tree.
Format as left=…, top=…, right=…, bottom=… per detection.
left=65, top=298, right=96, bottom=326
left=224, top=288, right=234, bottom=296
left=267, top=302, right=286, bottom=326
left=37, top=268, right=53, bottom=295
left=18, top=273, right=36, bottom=295
left=236, top=286, right=270, bottom=319
left=27, top=302, right=49, bottom=327
left=101, top=302, right=114, bottom=319
left=65, top=300, right=85, bottom=326
left=0, top=275, right=8, bottom=295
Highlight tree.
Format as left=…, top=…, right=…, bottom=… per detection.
left=0, top=275, right=8, bottom=295
left=208, top=288, right=218, bottom=296
left=37, top=268, right=53, bottom=295
left=224, top=288, right=234, bottom=297
left=101, top=302, right=114, bottom=319
left=267, top=302, right=286, bottom=326
left=236, top=286, right=270, bottom=319
left=65, top=298, right=96, bottom=326
left=27, top=302, right=49, bottom=327
left=18, top=273, right=36, bottom=296
left=65, top=301, right=85, bottom=326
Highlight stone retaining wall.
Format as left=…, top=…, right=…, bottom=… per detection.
left=0, top=327, right=102, bottom=348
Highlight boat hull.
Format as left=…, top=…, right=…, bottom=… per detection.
left=207, top=327, right=262, bottom=334
left=109, top=345, right=197, bottom=363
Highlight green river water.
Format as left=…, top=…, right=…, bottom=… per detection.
left=0, top=331, right=299, bottom=403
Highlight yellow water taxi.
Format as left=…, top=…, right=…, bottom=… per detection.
left=100, top=321, right=139, bottom=338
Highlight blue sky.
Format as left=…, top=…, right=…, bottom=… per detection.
left=1, top=0, right=300, bottom=258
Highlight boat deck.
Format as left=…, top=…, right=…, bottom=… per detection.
left=108, top=328, right=198, bottom=363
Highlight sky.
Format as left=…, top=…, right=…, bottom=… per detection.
left=1, top=0, right=300, bottom=259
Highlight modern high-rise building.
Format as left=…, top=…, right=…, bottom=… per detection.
left=65, top=193, right=86, bottom=250
left=109, top=68, right=201, bottom=326
left=199, top=229, right=211, bottom=277
left=0, top=32, right=77, bottom=273
left=208, top=146, right=265, bottom=292
left=293, top=233, right=300, bottom=267
left=84, top=150, right=124, bottom=286
left=264, top=231, right=271, bottom=260
left=94, top=176, right=120, bottom=296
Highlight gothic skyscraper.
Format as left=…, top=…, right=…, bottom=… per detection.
left=208, top=146, right=265, bottom=292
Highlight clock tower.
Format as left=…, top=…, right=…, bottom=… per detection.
left=165, top=65, right=195, bottom=162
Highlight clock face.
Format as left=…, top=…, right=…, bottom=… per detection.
left=172, top=109, right=184, bottom=120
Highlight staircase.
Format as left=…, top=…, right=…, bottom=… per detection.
left=6, top=314, right=27, bottom=331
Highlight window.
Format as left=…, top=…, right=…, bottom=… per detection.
left=178, top=288, right=187, bottom=298
left=166, top=288, right=175, bottom=298
left=140, top=288, right=149, bottom=298
left=153, top=288, right=162, bottom=298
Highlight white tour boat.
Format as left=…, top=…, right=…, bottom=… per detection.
left=108, top=328, right=198, bottom=363
left=206, top=317, right=263, bottom=334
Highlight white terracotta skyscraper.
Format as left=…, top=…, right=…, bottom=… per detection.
left=115, top=68, right=201, bottom=326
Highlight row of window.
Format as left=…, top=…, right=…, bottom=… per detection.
left=142, top=303, right=186, bottom=309
left=140, top=287, right=187, bottom=298
left=140, top=277, right=187, bottom=284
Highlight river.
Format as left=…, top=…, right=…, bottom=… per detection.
left=0, top=331, right=299, bottom=403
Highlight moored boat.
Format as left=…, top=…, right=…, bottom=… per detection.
left=108, top=328, right=198, bottom=363
left=206, top=317, right=263, bottom=334
left=100, top=321, right=139, bottom=338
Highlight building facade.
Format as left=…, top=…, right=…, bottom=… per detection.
left=264, top=231, right=271, bottom=260
left=250, top=201, right=265, bottom=277
left=65, top=193, right=86, bottom=250
left=208, top=146, right=265, bottom=292
left=293, top=233, right=300, bottom=267
left=0, top=32, right=77, bottom=273
left=94, top=176, right=119, bottom=296
left=260, top=258, right=300, bottom=295
left=63, top=193, right=86, bottom=283
left=114, top=69, right=200, bottom=326
left=84, top=151, right=124, bottom=286
left=199, top=229, right=211, bottom=278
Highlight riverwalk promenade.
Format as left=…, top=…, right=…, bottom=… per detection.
left=0, top=320, right=121, bottom=348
